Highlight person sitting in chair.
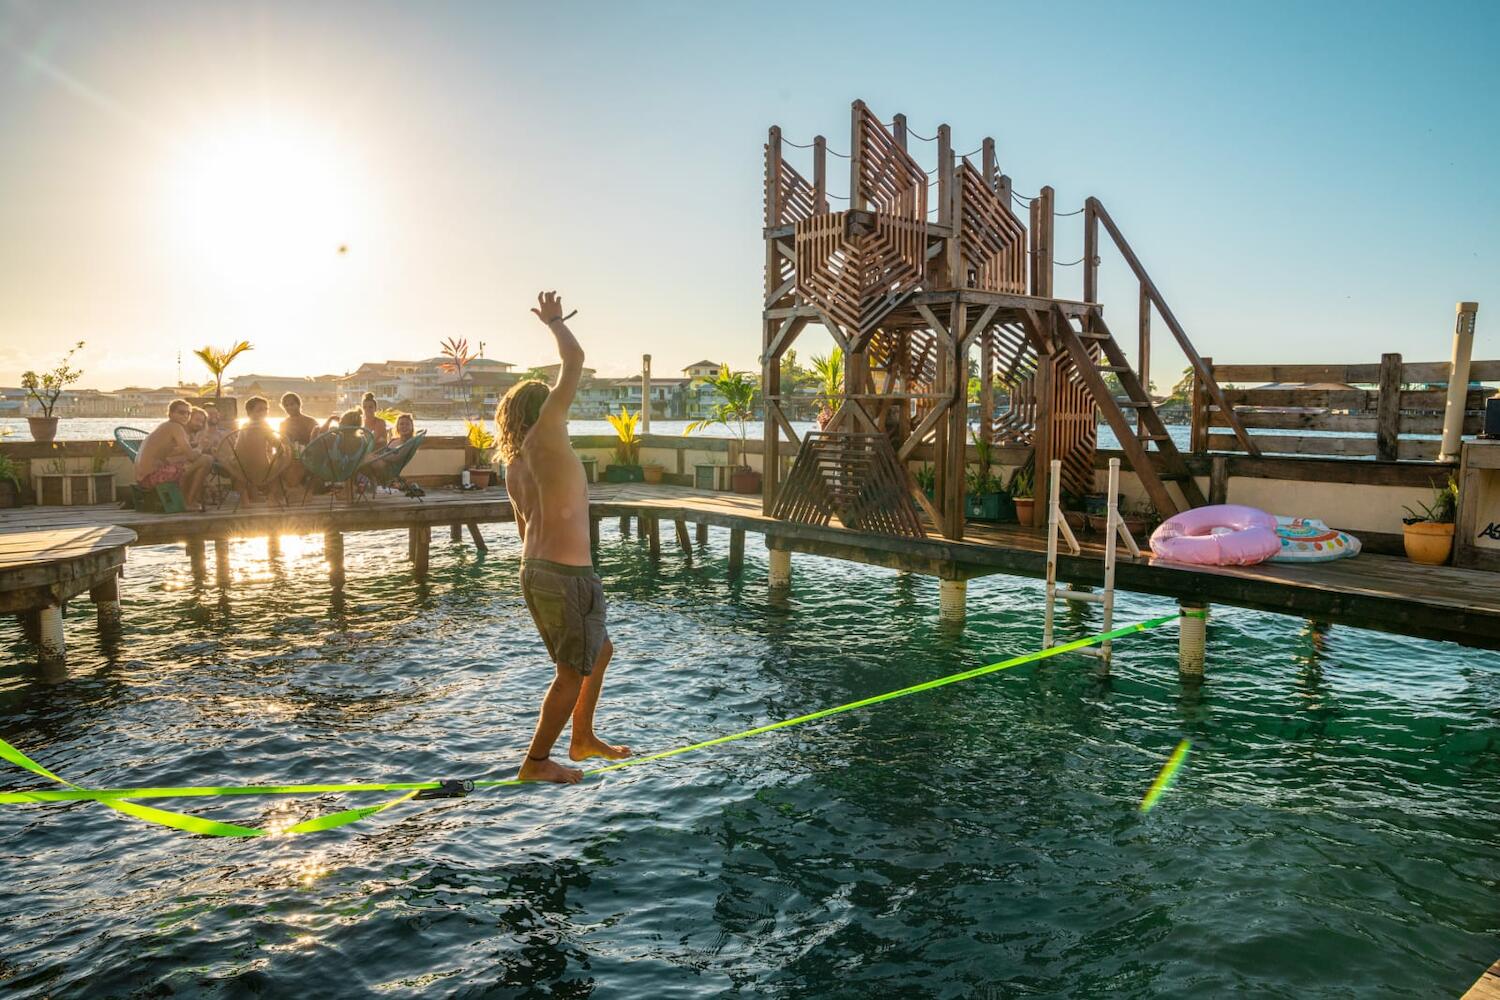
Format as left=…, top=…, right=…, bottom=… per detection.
left=279, top=392, right=320, bottom=491
left=220, top=396, right=292, bottom=504
left=135, top=399, right=214, bottom=509
left=360, top=392, right=388, bottom=448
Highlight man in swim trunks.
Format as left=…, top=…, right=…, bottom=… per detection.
left=498, top=291, right=629, bottom=784
left=135, top=399, right=213, bottom=508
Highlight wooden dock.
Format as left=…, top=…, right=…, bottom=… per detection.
left=3, top=483, right=1500, bottom=651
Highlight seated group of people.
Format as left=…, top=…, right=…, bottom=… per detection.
left=133, top=390, right=419, bottom=509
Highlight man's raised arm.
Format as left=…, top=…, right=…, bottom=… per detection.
left=531, top=291, right=583, bottom=427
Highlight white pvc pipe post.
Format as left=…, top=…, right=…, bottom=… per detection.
left=1439, top=302, right=1480, bottom=462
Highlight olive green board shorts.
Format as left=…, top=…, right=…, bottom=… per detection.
left=520, top=559, right=608, bottom=675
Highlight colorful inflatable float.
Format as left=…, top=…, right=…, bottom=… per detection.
left=1268, top=516, right=1361, bottom=563
left=1150, top=504, right=1361, bottom=567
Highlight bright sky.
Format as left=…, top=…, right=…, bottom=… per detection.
left=1, top=0, right=1496, bottom=391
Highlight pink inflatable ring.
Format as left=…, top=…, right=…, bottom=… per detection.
left=1150, top=504, right=1281, bottom=566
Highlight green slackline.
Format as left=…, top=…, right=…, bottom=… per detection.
left=1138, top=738, right=1192, bottom=814
left=0, top=610, right=1198, bottom=837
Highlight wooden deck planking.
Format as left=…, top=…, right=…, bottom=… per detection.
left=3, top=486, right=1499, bottom=648
left=1464, top=959, right=1500, bottom=1000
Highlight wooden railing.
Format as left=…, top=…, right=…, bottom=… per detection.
left=1192, top=357, right=1500, bottom=461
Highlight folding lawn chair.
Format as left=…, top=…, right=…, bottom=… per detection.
left=113, top=426, right=186, bottom=513
left=217, top=428, right=294, bottom=511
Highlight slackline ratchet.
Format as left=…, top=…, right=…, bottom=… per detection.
left=0, top=610, right=1201, bottom=838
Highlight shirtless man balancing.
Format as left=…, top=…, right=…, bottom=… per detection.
left=498, top=292, right=629, bottom=784
left=135, top=399, right=214, bottom=508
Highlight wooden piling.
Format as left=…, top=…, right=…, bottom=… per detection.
left=187, top=539, right=206, bottom=582
left=619, top=515, right=631, bottom=539
left=589, top=515, right=601, bottom=550
left=450, top=523, right=462, bottom=542
left=646, top=516, right=660, bottom=562
left=768, top=547, right=791, bottom=589
left=325, top=531, right=345, bottom=589
left=696, top=521, right=708, bottom=546
left=410, top=526, right=430, bottom=580
left=674, top=518, right=692, bottom=565
left=466, top=522, right=487, bottom=552
left=728, top=527, right=745, bottom=579
left=36, top=604, right=64, bottom=663
left=90, top=573, right=121, bottom=630
left=214, top=538, right=230, bottom=589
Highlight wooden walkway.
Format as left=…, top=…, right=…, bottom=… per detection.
left=3, top=484, right=1499, bottom=649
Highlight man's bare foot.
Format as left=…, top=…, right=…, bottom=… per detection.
left=518, top=755, right=583, bottom=784
left=568, top=736, right=631, bottom=762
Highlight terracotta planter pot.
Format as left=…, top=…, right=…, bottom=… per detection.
left=1403, top=521, right=1454, bottom=565
left=1064, top=510, right=1089, bottom=533
left=467, top=467, right=493, bottom=489
left=1013, top=497, right=1036, bottom=524
left=27, top=416, right=58, bottom=443
left=731, top=468, right=762, bottom=494
left=642, top=464, right=664, bottom=484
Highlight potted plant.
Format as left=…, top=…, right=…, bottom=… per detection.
left=193, top=340, right=252, bottom=401
left=577, top=453, right=598, bottom=484
left=464, top=420, right=497, bottom=488
left=641, top=461, right=665, bottom=485
left=1061, top=491, right=1089, bottom=533
left=810, top=347, right=844, bottom=429
left=963, top=431, right=1014, bottom=522
left=0, top=449, right=22, bottom=509
left=1402, top=477, right=1458, bottom=565
left=1120, top=501, right=1157, bottom=540
left=1009, top=465, right=1036, bottom=524
left=20, top=340, right=85, bottom=442
left=684, top=365, right=760, bottom=494
left=604, top=407, right=644, bottom=482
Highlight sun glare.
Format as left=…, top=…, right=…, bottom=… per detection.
left=166, top=118, right=371, bottom=301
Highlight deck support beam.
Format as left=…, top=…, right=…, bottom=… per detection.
left=324, top=531, right=345, bottom=589
left=728, top=528, right=745, bottom=579
left=467, top=522, right=487, bottom=552
left=1179, top=601, right=1208, bottom=676
left=589, top=515, right=601, bottom=550
left=450, top=523, right=462, bottom=542
left=37, top=604, right=64, bottom=663
left=619, top=515, right=631, bottom=539
left=939, top=579, right=967, bottom=623
left=674, top=518, right=692, bottom=564
left=90, top=574, right=121, bottom=631
left=646, top=516, right=660, bottom=562
left=696, top=521, right=708, bottom=546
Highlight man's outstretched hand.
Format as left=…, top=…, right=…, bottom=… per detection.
left=531, top=291, right=566, bottom=326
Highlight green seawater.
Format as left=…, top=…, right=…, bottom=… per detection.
left=0, top=525, right=1496, bottom=998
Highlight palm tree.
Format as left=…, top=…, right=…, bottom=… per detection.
left=809, top=348, right=844, bottom=427
left=193, top=341, right=253, bottom=399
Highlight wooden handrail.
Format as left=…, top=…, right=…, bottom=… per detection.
left=1089, top=197, right=1261, bottom=457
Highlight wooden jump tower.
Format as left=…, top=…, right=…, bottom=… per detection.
left=762, top=100, right=1256, bottom=540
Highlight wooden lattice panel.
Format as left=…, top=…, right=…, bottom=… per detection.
left=1048, top=351, right=1099, bottom=498
left=985, top=322, right=1039, bottom=445
left=765, top=149, right=817, bottom=228
left=958, top=162, right=1027, bottom=293
left=795, top=212, right=926, bottom=341
left=772, top=431, right=924, bottom=538
left=855, top=107, right=927, bottom=221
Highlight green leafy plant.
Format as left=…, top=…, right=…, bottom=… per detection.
left=375, top=407, right=403, bottom=427
left=91, top=443, right=111, bottom=473
left=193, top=341, right=253, bottom=398
left=0, top=452, right=21, bottom=490
left=913, top=463, right=936, bottom=492
left=21, top=341, right=85, bottom=418
left=606, top=406, right=641, bottom=466
left=684, top=365, right=758, bottom=469
left=1403, top=476, right=1458, bottom=525
left=968, top=429, right=1004, bottom=495
left=1008, top=465, right=1034, bottom=500
left=464, top=419, right=497, bottom=466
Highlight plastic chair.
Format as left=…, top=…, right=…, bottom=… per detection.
left=358, top=431, right=428, bottom=500
left=300, top=427, right=374, bottom=506
left=114, top=425, right=185, bottom=513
